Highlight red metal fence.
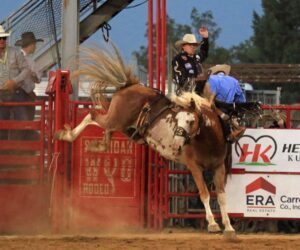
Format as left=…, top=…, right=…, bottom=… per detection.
left=46, top=71, right=146, bottom=232
left=0, top=100, right=49, bottom=233
left=68, top=104, right=145, bottom=230
left=1, top=69, right=300, bottom=233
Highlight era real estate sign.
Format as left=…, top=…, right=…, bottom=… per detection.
left=226, top=174, right=300, bottom=218
left=226, top=129, right=300, bottom=218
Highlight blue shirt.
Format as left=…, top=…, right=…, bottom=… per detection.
left=208, top=73, right=246, bottom=103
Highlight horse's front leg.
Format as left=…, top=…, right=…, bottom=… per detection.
left=187, top=161, right=221, bottom=233
left=213, top=164, right=236, bottom=238
left=55, top=113, right=100, bottom=142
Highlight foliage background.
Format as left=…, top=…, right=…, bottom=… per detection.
left=134, top=0, right=300, bottom=104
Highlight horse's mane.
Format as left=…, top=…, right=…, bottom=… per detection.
left=170, top=92, right=212, bottom=110
left=170, top=79, right=215, bottom=110
left=72, top=44, right=139, bottom=108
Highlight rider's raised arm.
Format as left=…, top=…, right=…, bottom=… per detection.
left=197, top=26, right=209, bottom=63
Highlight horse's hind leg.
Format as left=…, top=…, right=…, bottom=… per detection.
left=90, top=95, right=126, bottom=131
left=55, top=113, right=100, bottom=142
left=187, top=162, right=221, bottom=233
left=213, top=164, right=235, bottom=237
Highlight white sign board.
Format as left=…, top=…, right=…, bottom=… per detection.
left=232, top=129, right=300, bottom=172
left=225, top=174, right=300, bottom=218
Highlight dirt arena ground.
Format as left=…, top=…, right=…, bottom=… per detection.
left=0, top=229, right=299, bottom=250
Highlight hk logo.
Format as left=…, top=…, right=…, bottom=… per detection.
left=246, top=177, right=276, bottom=208
left=235, top=135, right=277, bottom=166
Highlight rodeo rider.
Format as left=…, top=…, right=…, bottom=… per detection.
left=172, top=26, right=209, bottom=96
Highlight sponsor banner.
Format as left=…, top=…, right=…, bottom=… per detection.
left=225, top=174, right=300, bottom=218
left=232, top=129, right=300, bottom=172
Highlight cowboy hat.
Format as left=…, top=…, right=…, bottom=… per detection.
left=175, top=34, right=202, bottom=48
left=209, top=64, right=231, bottom=75
left=0, top=25, right=10, bottom=38
left=15, top=32, right=44, bottom=47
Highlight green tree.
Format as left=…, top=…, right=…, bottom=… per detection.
left=190, top=8, right=220, bottom=46
left=189, top=7, right=232, bottom=64
left=134, top=15, right=191, bottom=70
left=254, top=0, right=300, bottom=63
left=230, top=40, right=260, bottom=63
left=230, top=0, right=300, bottom=104
left=232, top=0, right=300, bottom=63
left=134, top=8, right=228, bottom=69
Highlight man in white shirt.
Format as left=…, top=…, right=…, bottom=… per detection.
left=0, top=25, right=30, bottom=140
left=15, top=31, right=44, bottom=120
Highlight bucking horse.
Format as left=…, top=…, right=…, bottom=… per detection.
left=56, top=45, right=258, bottom=238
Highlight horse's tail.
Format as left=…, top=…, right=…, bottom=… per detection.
left=72, top=43, right=139, bottom=109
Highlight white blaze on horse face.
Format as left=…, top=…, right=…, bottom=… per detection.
left=173, top=111, right=196, bottom=155
left=175, top=111, right=195, bottom=129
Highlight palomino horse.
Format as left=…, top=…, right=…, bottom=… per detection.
left=56, top=45, right=236, bottom=237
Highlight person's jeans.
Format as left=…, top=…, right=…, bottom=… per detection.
left=0, top=88, right=31, bottom=140
left=0, top=104, right=11, bottom=140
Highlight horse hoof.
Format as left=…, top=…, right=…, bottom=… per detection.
left=208, top=223, right=221, bottom=233
left=54, top=130, right=74, bottom=142
left=223, top=230, right=237, bottom=241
